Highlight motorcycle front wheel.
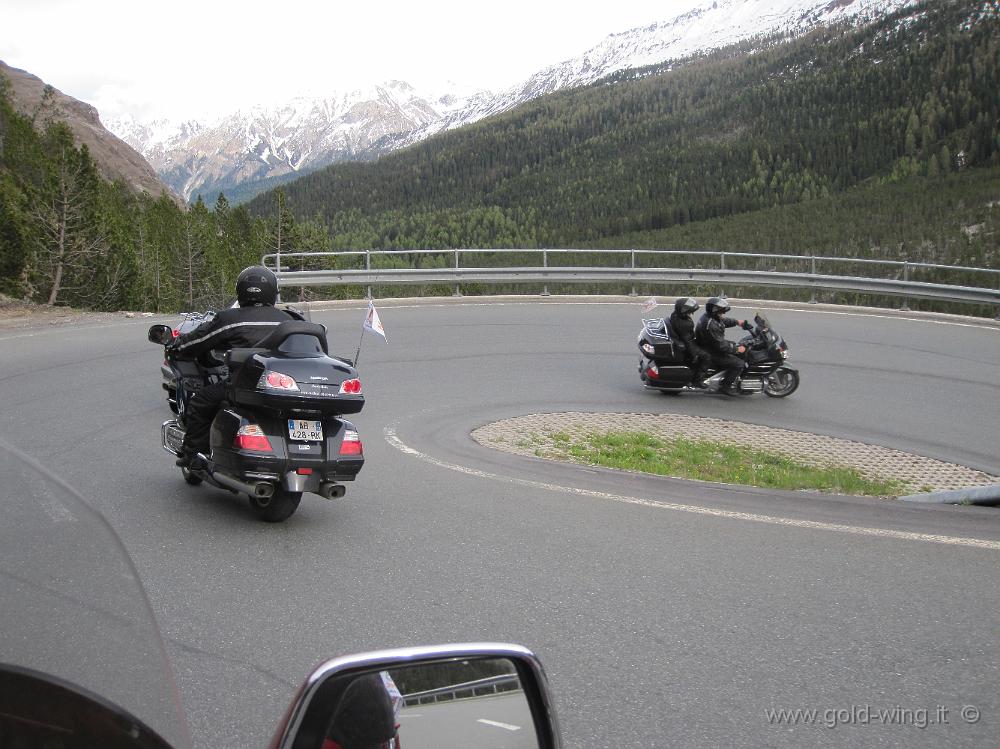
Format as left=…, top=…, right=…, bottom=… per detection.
left=763, top=367, right=799, bottom=398
left=248, top=488, right=302, bottom=523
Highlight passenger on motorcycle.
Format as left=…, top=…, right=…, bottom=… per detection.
left=695, top=296, right=753, bottom=395
left=169, top=265, right=296, bottom=467
left=668, top=297, right=710, bottom=389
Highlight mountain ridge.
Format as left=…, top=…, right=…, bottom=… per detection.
left=110, top=0, right=916, bottom=203
left=0, top=60, right=180, bottom=204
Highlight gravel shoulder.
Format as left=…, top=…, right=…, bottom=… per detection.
left=0, top=298, right=147, bottom=332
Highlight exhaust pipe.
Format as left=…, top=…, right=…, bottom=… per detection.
left=319, top=482, right=346, bottom=500
left=211, top=471, right=275, bottom=499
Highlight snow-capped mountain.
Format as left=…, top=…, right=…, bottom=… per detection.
left=109, top=81, right=467, bottom=203
left=110, top=0, right=916, bottom=203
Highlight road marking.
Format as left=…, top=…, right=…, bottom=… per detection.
left=477, top=719, right=521, bottom=731
left=385, top=426, right=1000, bottom=551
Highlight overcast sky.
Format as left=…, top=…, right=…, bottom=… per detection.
left=1, top=0, right=704, bottom=123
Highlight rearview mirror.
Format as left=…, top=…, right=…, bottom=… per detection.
left=147, top=325, right=173, bottom=345
left=272, top=644, right=560, bottom=749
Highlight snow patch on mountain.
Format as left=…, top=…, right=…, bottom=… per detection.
left=109, top=0, right=917, bottom=202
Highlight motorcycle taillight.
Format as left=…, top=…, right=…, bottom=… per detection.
left=234, top=422, right=272, bottom=452
left=339, top=378, right=362, bottom=395
left=259, top=371, right=299, bottom=391
left=339, top=429, right=363, bottom=456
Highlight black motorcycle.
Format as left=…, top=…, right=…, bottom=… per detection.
left=148, top=319, right=365, bottom=522
left=637, top=312, right=799, bottom=397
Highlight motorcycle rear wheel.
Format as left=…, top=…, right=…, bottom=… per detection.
left=248, top=488, right=302, bottom=523
left=763, top=367, right=799, bottom=398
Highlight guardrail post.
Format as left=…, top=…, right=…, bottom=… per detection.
left=995, top=270, right=1000, bottom=320
left=809, top=255, right=817, bottom=304
left=453, top=249, right=462, bottom=297
left=541, top=249, right=549, bottom=296
left=900, top=262, right=910, bottom=311
left=630, top=249, right=636, bottom=297
left=365, top=249, right=372, bottom=299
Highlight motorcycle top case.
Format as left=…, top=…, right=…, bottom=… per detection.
left=639, top=318, right=687, bottom=364
left=226, top=321, right=365, bottom=415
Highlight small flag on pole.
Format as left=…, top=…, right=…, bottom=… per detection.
left=642, top=297, right=659, bottom=313
left=363, top=300, right=388, bottom=342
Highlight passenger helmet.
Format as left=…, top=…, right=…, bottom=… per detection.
left=235, top=265, right=278, bottom=306
left=705, top=296, right=731, bottom=316
left=673, top=297, right=699, bottom=316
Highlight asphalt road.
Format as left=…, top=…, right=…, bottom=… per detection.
left=1, top=298, right=998, bottom=749
left=399, top=691, right=537, bottom=749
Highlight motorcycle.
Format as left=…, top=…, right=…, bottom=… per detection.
left=637, top=312, right=800, bottom=397
left=148, top=318, right=366, bottom=522
left=0, top=438, right=562, bottom=749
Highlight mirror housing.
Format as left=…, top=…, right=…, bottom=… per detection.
left=147, top=325, right=173, bottom=345
left=270, top=643, right=561, bottom=749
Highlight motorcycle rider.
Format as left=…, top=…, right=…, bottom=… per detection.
left=668, top=297, right=710, bottom=388
left=695, top=296, right=753, bottom=395
left=170, top=265, right=296, bottom=467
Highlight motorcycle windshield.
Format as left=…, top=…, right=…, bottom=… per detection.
left=0, top=439, right=190, bottom=749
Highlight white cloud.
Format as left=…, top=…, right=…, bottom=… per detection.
left=1, top=0, right=703, bottom=121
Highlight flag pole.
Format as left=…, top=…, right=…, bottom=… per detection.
left=354, top=324, right=365, bottom=368
left=354, top=298, right=369, bottom=367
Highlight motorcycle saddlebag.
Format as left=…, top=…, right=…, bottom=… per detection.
left=640, top=318, right=687, bottom=364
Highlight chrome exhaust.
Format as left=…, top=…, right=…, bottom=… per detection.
left=211, top=471, right=275, bottom=499
left=318, top=482, right=346, bottom=500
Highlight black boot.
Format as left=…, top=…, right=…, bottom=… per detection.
left=175, top=445, right=206, bottom=468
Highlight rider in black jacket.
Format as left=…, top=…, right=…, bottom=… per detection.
left=170, top=265, right=295, bottom=466
left=668, top=297, right=710, bottom=388
left=695, top=296, right=752, bottom=395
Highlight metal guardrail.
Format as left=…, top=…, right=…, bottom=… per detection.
left=402, top=674, right=521, bottom=706
left=262, top=249, right=1000, bottom=312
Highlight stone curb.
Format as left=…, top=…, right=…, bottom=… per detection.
left=471, top=412, right=999, bottom=494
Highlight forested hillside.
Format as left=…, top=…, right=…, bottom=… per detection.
left=0, top=79, right=314, bottom=311
left=249, top=0, right=998, bottom=259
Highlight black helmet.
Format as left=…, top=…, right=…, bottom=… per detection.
left=327, top=673, right=396, bottom=748
left=236, top=265, right=278, bottom=306
left=674, top=297, right=699, bottom=316
left=705, top=296, right=731, bottom=316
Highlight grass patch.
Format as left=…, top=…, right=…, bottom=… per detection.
left=541, top=431, right=905, bottom=496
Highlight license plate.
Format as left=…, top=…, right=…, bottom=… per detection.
left=288, top=419, right=323, bottom=442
